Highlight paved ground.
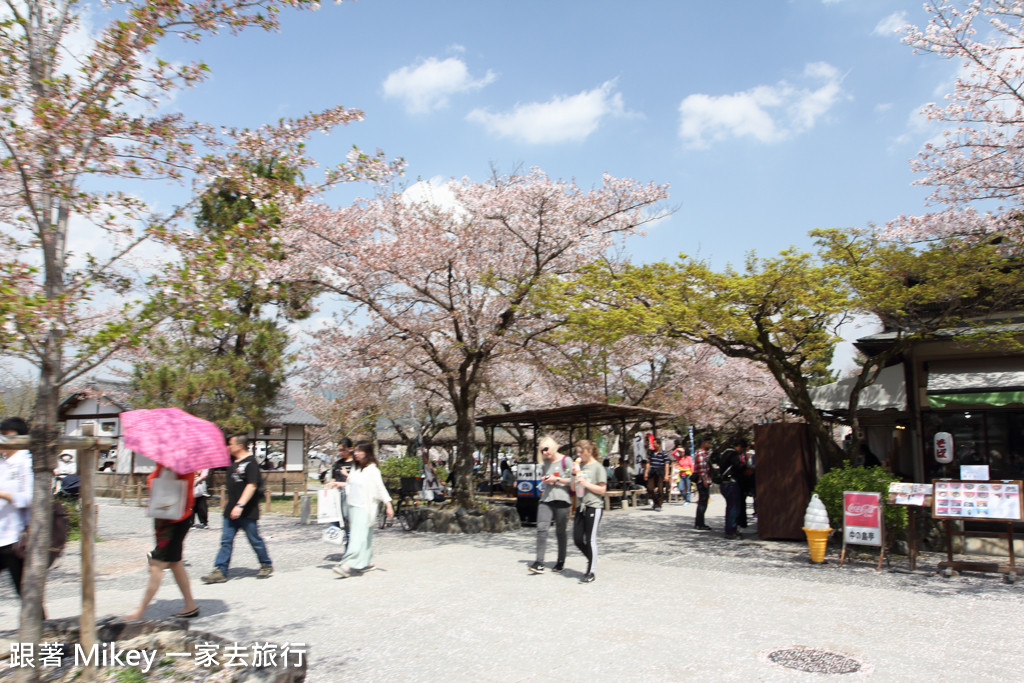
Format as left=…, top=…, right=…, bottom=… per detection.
left=3, top=494, right=1024, bottom=681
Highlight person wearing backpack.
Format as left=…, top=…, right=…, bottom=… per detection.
left=529, top=436, right=573, bottom=574
left=718, top=439, right=745, bottom=540
left=0, top=417, right=32, bottom=599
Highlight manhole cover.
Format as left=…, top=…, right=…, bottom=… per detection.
left=764, top=647, right=864, bottom=674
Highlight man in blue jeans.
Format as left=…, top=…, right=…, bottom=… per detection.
left=202, top=434, right=272, bottom=583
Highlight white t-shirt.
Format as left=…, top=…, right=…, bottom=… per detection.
left=0, top=450, right=32, bottom=547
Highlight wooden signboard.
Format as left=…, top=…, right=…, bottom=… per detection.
left=931, top=480, right=1024, bottom=578
left=840, top=491, right=885, bottom=570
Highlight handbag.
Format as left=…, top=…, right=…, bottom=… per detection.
left=193, top=480, right=208, bottom=498
left=147, top=468, right=188, bottom=521
left=321, top=525, right=345, bottom=546
left=316, top=487, right=342, bottom=524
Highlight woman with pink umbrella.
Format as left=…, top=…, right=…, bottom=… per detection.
left=125, top=465, right=200, bottom=620
left=120, top=408, right=231, bottom=619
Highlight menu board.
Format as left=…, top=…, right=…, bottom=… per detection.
left=932, top=480, right=1024, bottom=521
left=889, top=482, right=933, bottom=507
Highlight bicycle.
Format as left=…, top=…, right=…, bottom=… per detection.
left=378, top=476, right=421, bottom=530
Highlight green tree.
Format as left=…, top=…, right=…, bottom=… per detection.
left=556, top=249, right=850, bottom=467
left=133, top=160, right=311, bottom=432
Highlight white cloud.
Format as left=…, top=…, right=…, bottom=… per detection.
left=677, top=62, right=846, bottom=149
left=873, top=11, right=908, bottom=38
left=382, top=56, right=496, bottom=114
left=466, top=80, right=628, bottom=145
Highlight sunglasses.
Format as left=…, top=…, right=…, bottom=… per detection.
left=541, top=447, right=549, bottom=453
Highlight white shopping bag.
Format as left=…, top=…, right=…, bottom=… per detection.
left=317, top=488, right=342, bottom=524
left=147, top=468, right=188, bottom=520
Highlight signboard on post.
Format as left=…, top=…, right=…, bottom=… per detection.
left=843, top=491, right=883, bottom=547
left=841, top=491, right=885, bottom=570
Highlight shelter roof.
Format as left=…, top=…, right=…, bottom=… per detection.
left=476, top=402, right=674, bottom=430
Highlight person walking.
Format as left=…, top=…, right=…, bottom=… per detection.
left=572, top=439, right=607, bottom=584
left=693, top=439, right=713, bottom=531
left=125, top=464, right=200, bottom=619
left=645, top=445, right=669, bottom=511
left=0, top=417, right=32, bottom=600
left=333, top=442, right=393, bottom=578
left=202, top=434, right=273, bottom=584
left=327, top=438, right=355, bottom=540
left=192, top=468, right=210, bottom=529
left=528, top=436, right=573, bottom=574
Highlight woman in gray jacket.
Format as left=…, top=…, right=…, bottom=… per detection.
left=528, top=436, right=573, bottom=574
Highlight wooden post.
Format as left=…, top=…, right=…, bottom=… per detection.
left=264, top=487, right=271, bottom=511
left=120, top=482, right=126, bottom=504
left=78, top=426, right=99, bottom=679
left=136, top=483, right=142, bottom=506
left=292, top=491, right=299, bottom=516
left=220, top=485, right=226, bottom=509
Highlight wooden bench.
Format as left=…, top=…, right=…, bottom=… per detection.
left=604, top=488, right=646, bottom=510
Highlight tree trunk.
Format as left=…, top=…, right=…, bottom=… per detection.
left=451, top=394, right=478, bottom=509
left=19, top=332, right=61, bottom=664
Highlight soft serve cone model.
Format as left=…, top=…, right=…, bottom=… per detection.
left=802, top=493, right=832, bottom=563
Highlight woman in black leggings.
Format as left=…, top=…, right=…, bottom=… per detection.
left=572, top=440, right=607, bottom=584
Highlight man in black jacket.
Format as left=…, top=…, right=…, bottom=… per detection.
left=719, top=439, right=745, bottom=540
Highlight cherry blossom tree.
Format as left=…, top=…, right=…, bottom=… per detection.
left=293, top=170, right=669, bottom=506
left=0, top=0, right=400, bottom=651
left=887, top=0, right=1024, bottom=242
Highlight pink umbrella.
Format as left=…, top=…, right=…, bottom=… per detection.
left=120, top=408, right=231, bottom=474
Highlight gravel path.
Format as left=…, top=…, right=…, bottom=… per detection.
left=2, top=495, right=1023, bottom=681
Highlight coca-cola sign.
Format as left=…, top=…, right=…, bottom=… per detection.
left=843, top=491, right=883, bottom=547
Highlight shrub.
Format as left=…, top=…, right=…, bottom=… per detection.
left=813, top=464, right=907, bottom=541
left=379, top=455, right=448, bottom=484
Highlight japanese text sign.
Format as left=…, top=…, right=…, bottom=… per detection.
left=843, top=491, right=883, bottom=547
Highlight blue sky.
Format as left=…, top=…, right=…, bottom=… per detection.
left=156, top=0, right=951, bottom=271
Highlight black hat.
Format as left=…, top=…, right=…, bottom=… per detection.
left=0, top=417, right=29, bottom=435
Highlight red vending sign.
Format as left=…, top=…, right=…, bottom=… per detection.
left=843, top=491, right=883, bottom=547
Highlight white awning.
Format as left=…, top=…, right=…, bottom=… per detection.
left=803, top=365, right=907, bottom=413
left=926, top=357, right=1024, bottom=408
left=926, top=358, right=1024, bottom=393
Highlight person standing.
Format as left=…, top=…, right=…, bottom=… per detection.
left=192, top=468, right=210, bottom=529
left=202, top=434, right=273, bottom=583
left=0, top=417, right=32, bottom=599
left=529, top=436, right=572, bottom=574
left=125, top=464, right=199, bottom=619
left=719, top=440, right=745, bottom=540
left=572, top=440, right=607, bottom=584
left=645, top=445, right=670, bottom=511
left=693, top=439, right=713, bottom=531
left=333, top=442, right=393, bottom=578
left=673, top=446, right=694, bottom=505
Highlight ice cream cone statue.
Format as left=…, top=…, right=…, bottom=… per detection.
left=803, top=494, right=832, bottom=563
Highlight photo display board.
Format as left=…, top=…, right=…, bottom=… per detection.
left=932, top=480, right=1024, bottom=522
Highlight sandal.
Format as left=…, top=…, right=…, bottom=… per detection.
left=332, top=564, right=354, bottom=578
left=173, top=606, right=199, bottom=619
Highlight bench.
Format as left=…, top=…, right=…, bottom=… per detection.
left=604, top=488, right=646, bottom=510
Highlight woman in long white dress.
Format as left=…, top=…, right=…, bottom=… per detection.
left=333, top=442, right=393, bottom=578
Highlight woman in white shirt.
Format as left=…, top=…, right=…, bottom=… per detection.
left=0, top=417, right=33, bottom=598
left=333, top=442, right=393, bottom=578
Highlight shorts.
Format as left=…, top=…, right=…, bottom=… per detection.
left=151, top=517, right=192, bottom=563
